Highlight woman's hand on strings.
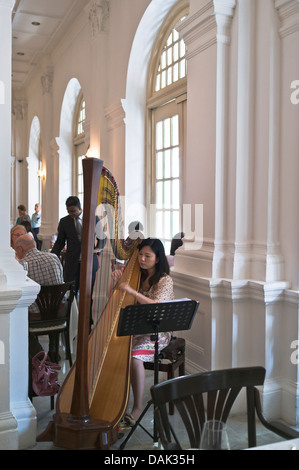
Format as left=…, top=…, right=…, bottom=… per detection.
left=118, top=282, right=135, bottom=296
left=111, top=268, right=123, bottom=285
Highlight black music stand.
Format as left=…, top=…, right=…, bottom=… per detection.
left=117, top=299, right=199, bottom=450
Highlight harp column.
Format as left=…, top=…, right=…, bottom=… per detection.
left=0, top=0, right=40, bottom=450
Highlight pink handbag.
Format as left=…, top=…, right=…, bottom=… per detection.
left=32, top=351, right=61, bottom=396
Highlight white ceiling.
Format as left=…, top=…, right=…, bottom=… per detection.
left=12, top=0, right=88, bottom=90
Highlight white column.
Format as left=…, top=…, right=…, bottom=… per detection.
left=38, top=60, right=55, bottom=246
left=0, top=0, right=39, bottom=449
left=12, top=97, right=28, bottom=212
left=10, top=156, right=16, bottom=226
left=266, top=3, right=284, bottom=282
left=0, top=0, right=26, bottom=288
left=233, top=0, right=256, bottom=279
left=0, top=0, right=15, bottom=249
left=272, top=0, right=299, bottom=290
left=3, top=283, right=39, bottom=449
left=212, top=0, right=236, bottom=278
left=85, top=0, right=109, bottom=160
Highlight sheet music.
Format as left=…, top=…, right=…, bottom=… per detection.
left=160, top=297, right=192, bottom=303
left=117, top=298, right=199, bottom=336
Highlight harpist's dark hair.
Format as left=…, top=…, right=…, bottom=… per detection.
left=170, top=232, right=185, bottom=255
left=138, top=238, right=169, bottom=288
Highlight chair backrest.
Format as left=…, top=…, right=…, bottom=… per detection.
left=34, top=282, right=75, bottom=323
left=150, top=366, right=266, bottom=449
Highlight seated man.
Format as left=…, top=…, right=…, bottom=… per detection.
left=14, top=234, right=65, bottom=360
left=10, top=224, right=27, bottom=248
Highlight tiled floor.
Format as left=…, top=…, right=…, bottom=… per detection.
left=31, top=392, right=284, bottom=450
left=29, top=339, right=296, bottom=451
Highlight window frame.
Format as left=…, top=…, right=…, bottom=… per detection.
left=73, top=93, right=86, bottom=200
left=146, top=1, right=188, bottom=249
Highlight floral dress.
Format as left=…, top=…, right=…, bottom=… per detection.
left=131, top=274, right=174, bottom=362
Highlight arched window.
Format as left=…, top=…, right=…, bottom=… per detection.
left=147, top=2, right=188, bottom=254
left=155, top=22, right=187, bottom=92
left=77, top=98, right=86, bottom=136
left=73, top=94, right=86, bottom=203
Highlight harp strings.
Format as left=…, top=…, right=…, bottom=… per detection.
left=88, top=167, right=134, bottom=401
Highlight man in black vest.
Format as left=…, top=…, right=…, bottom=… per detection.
left=52, top=196, right=106, bottom=331
left=51, top=196, right=83, bottom=294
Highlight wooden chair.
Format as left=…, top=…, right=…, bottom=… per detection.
left=150, top=366, right=299, bottom=450
left=29, top=282, right=75, bottom=367
left=144, top=336, right=185, bottom=414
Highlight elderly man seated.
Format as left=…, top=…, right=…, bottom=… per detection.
left=10, top=224, right=27, bottom=249
left=14, top=234, right=65, bottom=361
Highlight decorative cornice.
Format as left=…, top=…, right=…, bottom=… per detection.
left=105, top=102, right=125, bottom=131
left=230, top=280, right=290, bottom=304
left=88, top=0, right=109, bottom=37
left=213, top=0, right=236, bottom=16
left=50, top=138, right=59, bottom=157
left=177, top=7, right=215, bottom=57
left=214, top=0, right=236, bottom=45
left=172, top=270, right=291, bottom=305
left=275, top=0, right=298, bottom=10
left=12, top=100, right=27, bottom=120
left=0, top=287, right=23, bottom=313
left=275, top=0, right=299, bottom=37
left=0, top=0, right=15, bottom=10
left=177, top=0, right=236, bottom=58
left=41, top=68, right=54, bottom=95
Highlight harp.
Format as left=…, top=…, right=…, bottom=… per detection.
left=38, top=157, right=140, bottom=449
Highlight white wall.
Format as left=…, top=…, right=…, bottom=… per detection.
left=173, top=0, right=299, bottom=424
left=0, top=0, right=40, bottom=450
left=9, top=0, right=299, bottom=435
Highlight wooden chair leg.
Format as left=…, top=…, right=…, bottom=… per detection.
left=144, top=339, right=186, bottom=416
left=167, top=365, right=175, bottom=415
left=64, top=331, right=73, bottom=367
left=179, top=356, right=185, bottom=376
left=55, top=333, right=60, bottom=362
left=167, top=355, right=185, bottom=415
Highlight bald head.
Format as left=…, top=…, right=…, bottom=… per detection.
left=14, top=234, right=36, bottom=259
